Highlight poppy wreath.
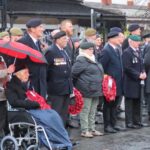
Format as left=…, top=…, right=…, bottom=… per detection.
left=69, top=88, right=84, bottom=115
left=26, top=90, right=51, bottom=110
left=102, top=74, right=116, bottom=102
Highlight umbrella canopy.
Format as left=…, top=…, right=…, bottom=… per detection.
left=0, top=40, right=47, bottom=63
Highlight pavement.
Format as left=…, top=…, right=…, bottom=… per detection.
left=69, top=108, right=150, bottom=150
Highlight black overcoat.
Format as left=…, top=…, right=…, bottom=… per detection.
left=18, top=33, right=47, bottom=98
left=122, top=47, right=143, bottom=98
left=99, top=44, right=123, bottom=96
left=45, top=44, right=73, bottom=95
left=144, top=43, right=150, bottom=93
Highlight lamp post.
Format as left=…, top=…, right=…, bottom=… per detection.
left=0, top=0, right=7, bottom=31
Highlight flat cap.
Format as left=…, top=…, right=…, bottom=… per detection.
left=110, top=27, right=123, bottom=33
left=10, top=27, right=23, bottom=36
left=26, top=18, right=43, bottom=28
left=128, top=35, right=141, bottom=41
left=128, top=23, right=141, bottom=32
left=53, top=31, right=66, bottom=39
left=142, top=33, right=150, bottom=39
left=85, top=28, right=96, bottom=37
left=80, top=41, right=95, bottom=50
left=0, top=31, right=9, bottom=38
left=107, top=31, right=119, bottom=39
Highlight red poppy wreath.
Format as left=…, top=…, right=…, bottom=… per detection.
left=102, top=75, right=116, bottom=102
left=69, top=88, right=84, bottom=115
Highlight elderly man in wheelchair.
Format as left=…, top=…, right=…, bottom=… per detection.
left=1, top=61, right=72, bottom=150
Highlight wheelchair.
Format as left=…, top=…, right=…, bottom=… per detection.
left=0, top=105, right=53, bottom=150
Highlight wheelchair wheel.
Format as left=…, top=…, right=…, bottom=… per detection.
left=27, top=144, right=39, bottom=150
left=0, top=135, right=18, bottom=150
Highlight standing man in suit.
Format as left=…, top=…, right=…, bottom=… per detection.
left=18, top=18, right=47, bottom=98
left=60, top=19, right=75, bottom=65
left=122, top=35, right=147, bottom=128
left=45, top=31, right=73, bottom=126
left=122, top=23, right=142, bottom=51
left=99, top=31, right=124, bottom=133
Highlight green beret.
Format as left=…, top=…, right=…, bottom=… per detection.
left=10, top=27, right=23, bottom=36
left=80, top=42, right=95, bottom=50
left=128, top=35, right=141, bottom=41
left=85, top=28, right=96, bottom=37
left=0, top=31, right=9, bottom=38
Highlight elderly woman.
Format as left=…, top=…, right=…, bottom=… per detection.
left=72, top=42, right=104, bottom=138
left=5, top=61, right=72, bottom=150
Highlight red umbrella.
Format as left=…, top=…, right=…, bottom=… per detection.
left=0, top=40, right=47, bottom=63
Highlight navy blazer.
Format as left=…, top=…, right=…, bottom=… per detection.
left=99, top=43, right=123, bottom=96
left=17, top=33, right=47, bottom=98
left=45, top=44, right=73, bottom=95
left=122, top=47, right=143, bottom=98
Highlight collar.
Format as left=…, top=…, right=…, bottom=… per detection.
left=108, top=42, right=117, bottom=50
left=130, top=46, right=138, bottom=52
left=28, top=33, right=38, bottom=44
left=56, top=44, right=63, bottom=50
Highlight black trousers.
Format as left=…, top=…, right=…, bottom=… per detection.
left=125, top=97, right=141, bottom=125
left=48, top=94, right=70, bottom=126
left=103, top=96, right=119, bottom=128
left=145, top=94, right=150, bottom=114
left=0, top=101, right=8, bottom=136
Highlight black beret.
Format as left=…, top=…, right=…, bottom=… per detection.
left=26, top=18, right=43, bottom=28
left=142, top=33, right=150, bottom=39
left=128, top=23, right=141, bottom=32
left=14, top=60, right=27, bottom=73
left=107, top=31, right=119, bottom=39
left=110, top=27, right=123, bottom=33
left=53, top=31, right=66, bottom=39
left=80, top=42, right=95, bottom=50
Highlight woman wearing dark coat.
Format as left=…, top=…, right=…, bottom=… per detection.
left=72, top=42, right=104, bottom=138
left=5, top=63, right=72, bottom=150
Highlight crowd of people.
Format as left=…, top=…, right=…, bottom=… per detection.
left=0, top=17, right=150, bottom=149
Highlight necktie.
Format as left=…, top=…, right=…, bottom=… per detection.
left=35, top=40, right=40, bottom=51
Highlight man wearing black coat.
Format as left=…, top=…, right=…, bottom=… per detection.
left=99, top=31, right=124, bottom=133
left=143, top=33, right=150, bottom=119
left=17, top=18, right=47, bottom=98
left=122, top=35, right=147, bottom=128
left=122, top=23, right=142, bottom=51
left=45, top=31, right=73, bottom=126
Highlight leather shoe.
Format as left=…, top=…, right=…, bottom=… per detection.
left=113, top=125, right=126, bottom=131
left=126, top=123, right=140, bottom=129
left=67, top=120, right=79, bottom=128
left=134, top=122, right=149, bottom=127
left=104, top=126, right=117, bottom=133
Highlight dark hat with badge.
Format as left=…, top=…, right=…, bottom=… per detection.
left=80, top=41, right=95, bottom=50
left=107, top=31, right=119, bottom=39
left=110, top=27, right=123, bottom=33
left=128, top=23, right=141, bottom=32
left=142, top=33, right=150, bottom=39
left=128, top=35, right=142, bottom=41
left=52, top=31, right=66, bottom=40
left=26, top=18, right=43, bottom=28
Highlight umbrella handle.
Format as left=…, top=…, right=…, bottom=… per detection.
left=13, top=57, right=16, bottom=64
